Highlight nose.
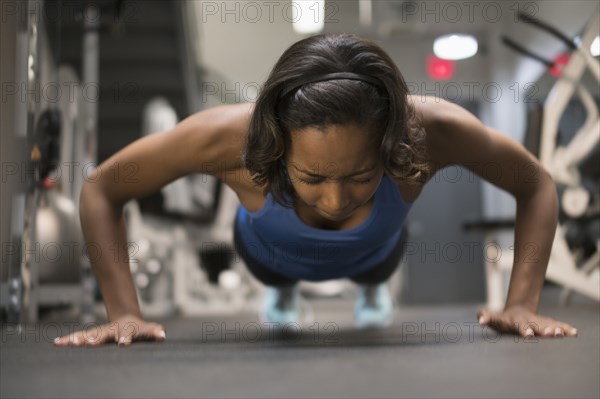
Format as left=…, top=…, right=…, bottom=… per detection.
left=319, top=182, right=351, bottom=214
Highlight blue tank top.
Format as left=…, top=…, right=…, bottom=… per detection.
left=235, top=174, right=413, bottom=281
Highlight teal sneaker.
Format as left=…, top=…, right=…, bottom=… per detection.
left=259, top=285, right=302, bottom=327
left=354, top=282, right=395, bottom=329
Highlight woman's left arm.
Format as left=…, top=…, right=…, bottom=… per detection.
left=425, top=98, right=577, bottom=338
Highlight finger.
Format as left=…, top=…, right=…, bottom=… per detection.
left=116, top=321, right=139, bottom=346
left=550, top=325, right=569, bottom=337
left=71, top=335, right=82, bottom=346
left=520, top=321, right=536, bottom=339
left=53, top=334, right=73, bottom=346
left=477, top=309, right=494, bottom=326
left=539, top=322, right=564, bottom=338
left=559, top=322, right=578, bottom=337
left=509, top=316, right=535, bottom=338
left=136, top=323, right=166, bottom=342
left=53, top=334, right=67, bottom=346
left=117, top=334, right=132, bottom=347
left=81, top=326, right=106, bottom=347
left=535, top=318, right=576, bottom=338
left=478, top=309, right=511, bottom=332
left=542, top=322, right=566, bottom=337
left=57, top=333, right=83, bottom=346
left=153, top=325, right=167, bottom=342
left=542, top=326, right=555, bottom=337
left=83, top=336, right=104, bottom=347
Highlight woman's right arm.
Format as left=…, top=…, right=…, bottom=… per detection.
left=57, top=103, right=252, bottom=345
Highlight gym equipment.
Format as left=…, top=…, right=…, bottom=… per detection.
left=122, top=97, right=263, bottom=317
left=18, top=68, right=93, bottom=322
left=35, top=179, right=81, bottom=284
left=512, top=11, right=600, bottom=305
left=2, top=1, right=108, bottom=324
left=141, top=97, right=220, bottom=218
left=466, top=10, right=600, bottom=310
left=124, top=191, right=265, bottom=317
left=31, top=108, right=62, bottom=182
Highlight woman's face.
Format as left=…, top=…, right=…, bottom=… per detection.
left=286, top=124, right=384, bottom=221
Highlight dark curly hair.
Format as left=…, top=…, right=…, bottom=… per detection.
left=244, top=33, right=430, bottom=208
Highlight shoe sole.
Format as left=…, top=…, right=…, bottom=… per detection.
left=353, top=310, right=395, bottom=330
left=258, top=297, right=313, bottom=328
left=258, top=308, right=301, bottom=328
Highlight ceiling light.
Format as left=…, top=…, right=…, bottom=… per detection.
left=292, top=0, right=324, bottom=35
left=591, top=35, right=600, bottom=57
left=434, top=34, right=478, bottom=60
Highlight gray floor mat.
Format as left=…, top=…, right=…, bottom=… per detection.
left=1, top=286, right=598, bottom=399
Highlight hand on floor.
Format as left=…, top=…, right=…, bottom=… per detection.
left=477, top=305, right=578, bottom=339
left=53, top=314, right=167, bottom=347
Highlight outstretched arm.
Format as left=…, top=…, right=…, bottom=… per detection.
left=423, top=98, right=577, bottom=338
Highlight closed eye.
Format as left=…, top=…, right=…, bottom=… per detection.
left=297, top=177, right=374, bottom=185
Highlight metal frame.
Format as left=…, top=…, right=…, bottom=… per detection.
left=475, top=9, right=600, bottom=310
left=538, top=9, right=600, bottom=305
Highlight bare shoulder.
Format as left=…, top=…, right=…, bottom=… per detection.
left=83, top=102, right=256, bottom=207
left=388, top=95, right=466, bottom=203
left=177, top=102, right=265, bottom=190
left=409, top=94, right=462, bottom=121
left=177, top=102, right=254, bottom=175
left=408, top=94, right=465, bottom=141
left=408, top=95, right=474, bottom=171
left=182, top=102, right=267, bottom=208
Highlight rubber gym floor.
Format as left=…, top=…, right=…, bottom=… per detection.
left=1, top=286, right=598, bottom=399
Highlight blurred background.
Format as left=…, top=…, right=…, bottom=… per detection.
left=1, top=0, right=598, bottom=326
left=1, top=1, right=599, bottom=398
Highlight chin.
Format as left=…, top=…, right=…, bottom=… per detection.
left=317, top=207, right=354, bottom=221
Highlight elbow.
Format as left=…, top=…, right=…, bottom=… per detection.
left=540, top=168, right=559, bottom=215
left=518, top=168, right=559, bottom=221
left=79, top=181, right=100, bottom=220
left=515, top=166, right=558, bottom=203
left=79, top=180, right=122, bottom=221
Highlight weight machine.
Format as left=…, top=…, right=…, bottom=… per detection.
left=466, top=9, right=600, bottom=310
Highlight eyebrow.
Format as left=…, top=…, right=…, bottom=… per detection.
left=291, top=164, right=378, bottom=178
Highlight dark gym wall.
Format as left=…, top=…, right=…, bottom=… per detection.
left=401, top=101, right=485, bottom=304
left=1, top=0, right=25, bottom=283
left=57, top=0, right=189, bottom=164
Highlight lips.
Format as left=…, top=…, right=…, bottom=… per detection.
left=319, top=206, right=355, bottom=220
